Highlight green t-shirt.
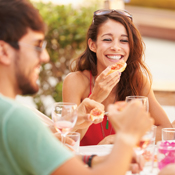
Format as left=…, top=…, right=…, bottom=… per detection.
left=0, top=95, right=73, bottom=175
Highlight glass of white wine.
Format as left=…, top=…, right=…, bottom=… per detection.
left=52, top=102, right=77, bottom=143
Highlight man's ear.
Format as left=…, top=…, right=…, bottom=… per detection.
left=0, top=40, right=12, bottom=65
left=88, top=38, right=97, bottom=53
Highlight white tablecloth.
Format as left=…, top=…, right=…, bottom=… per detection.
left=79, top=145, right=159, bottom=175
left=79, top=144, right=113, bottom=156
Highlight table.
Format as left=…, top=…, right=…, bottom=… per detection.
left=79, top=144, right=113, bottom=156
left=79, top=144, right=160, bottom=175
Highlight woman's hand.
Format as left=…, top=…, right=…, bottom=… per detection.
left=98, top=134, right=116, bottom=145
left=73, top=98, right=104, bottom=131
left=89, top=67, right=121, bottom=103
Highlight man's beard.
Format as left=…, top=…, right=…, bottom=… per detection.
left=15, top=54, right=39, bottom=95
left=17, top=75, right=39, bottom=95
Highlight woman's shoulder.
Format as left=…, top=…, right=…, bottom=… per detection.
left=64, top=70, right=91, bottom=83
left=63, top=70, right=91, bottom=100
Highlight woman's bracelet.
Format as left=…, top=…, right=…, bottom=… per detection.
left=82, top=154, right=97, bottom=167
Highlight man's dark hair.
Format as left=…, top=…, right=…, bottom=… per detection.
left=0, top=0, right=46, bottom=49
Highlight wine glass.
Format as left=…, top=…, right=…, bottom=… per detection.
left=125, top=96, right=152, bottom=154
left=125, top=96, right=149, bottom=112
left=52, top=102, right=77, bottom=143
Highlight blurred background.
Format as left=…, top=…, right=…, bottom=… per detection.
left=16, top=0, right=175, bottom=122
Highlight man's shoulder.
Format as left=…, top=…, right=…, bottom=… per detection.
left=0, top=94, right=29, bottom=112
left=0, top=94, right=37, bottom=124
left=0, top=95, right=21, bottom=114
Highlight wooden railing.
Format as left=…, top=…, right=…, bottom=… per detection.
left=154, top=91, right=175, bottom=106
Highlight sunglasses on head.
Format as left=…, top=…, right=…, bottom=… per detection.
left=93, top=9, right=133, bottom=21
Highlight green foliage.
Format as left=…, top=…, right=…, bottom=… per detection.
left=127, top=0, right=175, bottom=10
left=30, top=1, right=98, bottom=114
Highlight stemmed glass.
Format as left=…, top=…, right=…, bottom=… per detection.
left=51, top=102, right=77, bottom=143
left=125, top=96, right=149, bottom=112
left=125, top=96, right=153, bottom=154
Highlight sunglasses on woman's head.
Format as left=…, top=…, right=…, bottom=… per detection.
left=93, top=9, right=133, bottom=21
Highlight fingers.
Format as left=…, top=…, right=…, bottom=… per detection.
left=76, top=99, right=104, bottom=130
left=93, top=117, right=103, bottom=124
left=76, top=114, right=93, bottom=126
left=64, top=136, right=75, bottom=146
left=129, top=164, right=140, bottom=174
left=129, top=154, right=145, bottom=173
left=98, top=135, right=115, bottom=145
left=96, top=67, right=121, bottom=87
left=99, top=66, right=111, bottom=77
left=126, top=100, right=154, bottom=126
left=90, top=67, right=121, bottom=102
left=133, top=153, right=145, bottom=170
left=106, top=74, right=121, bottom=87
left=108, top=101, right=127, bottom=113
left=82, top=98, right=104, bottom=113
left=125, top=101, right=154, bottom=136
left=65, top=145, right=75, bottom=152
left=114, top=101, right=127, bottom=111
left=54, top=132, right=75, bottom=146
left=107, top=104, right=121, bottom=130
left=107, top=100, right=154, bottom=143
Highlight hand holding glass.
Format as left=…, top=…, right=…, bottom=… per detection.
left=52, top=102, right=77, bottom=143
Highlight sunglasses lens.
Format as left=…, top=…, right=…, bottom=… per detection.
left=122, top=11, right=132, bottom=20
left=94, top=10, right=112, bottom=16
left=94, top=9, right=132, bottom=21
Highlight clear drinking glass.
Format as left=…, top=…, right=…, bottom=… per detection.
left=125, top=96, right=151, bottom=154
left=66, top=132, right=80, bottom=154
left=125, top=96, right=149, bottom=112
left=162, top=128, right=175, bottom=142
left=51, top=102, right=77, bottom=143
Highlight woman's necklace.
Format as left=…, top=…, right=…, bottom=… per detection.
left=101, top=96, right=116, bottom=138
left=100, top=119, right=113, bottom=138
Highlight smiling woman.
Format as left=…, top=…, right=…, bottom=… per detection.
left=62, top=9, right=172, bottom=146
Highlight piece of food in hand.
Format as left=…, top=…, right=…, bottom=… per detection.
left=90, top=107, right=104, bottom=121
left=107, top=60, right=127, bottom=75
